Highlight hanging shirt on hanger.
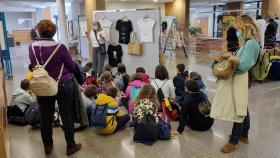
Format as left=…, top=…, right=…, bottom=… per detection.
left=137, top=18, right=156, bottom=43
left=116, top=19, right=133, bottom=44
left=99, top=17, right=112, bottom=42
left=107, top=44, right=123, bottom=67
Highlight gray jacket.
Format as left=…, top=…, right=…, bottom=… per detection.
left=10, top=88, right=33, bottom=112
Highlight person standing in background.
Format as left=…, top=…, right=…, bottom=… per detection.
left=29, top=20, right=81, bottom=156
left=256, top=15, right=267, bottom=49
left=86, top=22, right=107, bottom=77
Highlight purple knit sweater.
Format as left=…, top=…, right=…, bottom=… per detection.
left=29, top=41, right=76, bottom=81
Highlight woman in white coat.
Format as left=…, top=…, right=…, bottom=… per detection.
left=210, top=15, right=260, bottom=153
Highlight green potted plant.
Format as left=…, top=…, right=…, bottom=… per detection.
left=189, top=27, right=203, bottom=36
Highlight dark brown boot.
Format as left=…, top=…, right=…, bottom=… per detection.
left=66, top=143, right=82, bottom=156
left=221, top=143, right=237, bottom=153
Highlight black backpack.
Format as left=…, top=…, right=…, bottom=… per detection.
left=154, top=80, right=168, bottom=103
left=24, top=102, right=41, bottom=127
left=74, top=61, right=86, bottom=85
left=133, top=114, right=159, bottom=143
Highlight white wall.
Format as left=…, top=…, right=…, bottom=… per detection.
left=5, top=12, right=33, bottom=33
left=105, top=2, right=165, bottom=16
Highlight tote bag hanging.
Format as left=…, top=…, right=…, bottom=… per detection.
left=128, top=32, right=142, bottom=56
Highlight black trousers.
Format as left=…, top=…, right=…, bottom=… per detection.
left=116, top=114, right=130, bottom=130
left=229, top=110, right=250, bottom=145
left=37, top=79, right=76, bottom=148
left=7, top=106, right=24, bottom=118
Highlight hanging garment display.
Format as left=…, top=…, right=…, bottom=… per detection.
left=99, top=17, right=112, bottom=42
left=116, top=18, right=133, bottom=44
left=137, top=16, right=156, bottom=43
left=107, top=44, right=123, bottom=67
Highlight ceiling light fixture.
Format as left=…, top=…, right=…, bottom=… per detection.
left=154, top=0, right=158, bottom=2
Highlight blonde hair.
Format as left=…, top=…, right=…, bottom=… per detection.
left=233, top=15, right=261, bottom=44
left=92, top=21, right=101, bottom=32
left=100, top=71, right=113, bottom=83
left=135, top=84, right=159, bottom=110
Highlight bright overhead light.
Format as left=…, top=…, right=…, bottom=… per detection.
left=154, top=0, right=158, bottom=2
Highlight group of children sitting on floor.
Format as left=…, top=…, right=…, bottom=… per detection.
left=7, top=62, right=214, bottom=144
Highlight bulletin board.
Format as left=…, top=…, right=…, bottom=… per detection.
left=93, top=9, right=160, bottom=77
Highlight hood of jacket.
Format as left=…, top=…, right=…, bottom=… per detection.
left=96, top=94, right=118, bottom=107
left=129, top=80, right=143, bottom=87
left=12, top=88, right=26, bottom=99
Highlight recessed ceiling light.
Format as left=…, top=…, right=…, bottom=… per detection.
left=154, top=0, right=158, bottom=2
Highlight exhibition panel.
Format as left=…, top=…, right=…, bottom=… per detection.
left=93, top=9, right=160, bottom=76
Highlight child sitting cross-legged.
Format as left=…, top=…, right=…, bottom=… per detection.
left=7, top=79, right=34, bottom=119
left=132, top=84, right=160, bottom=145
left=175, top=80, right=214, bottom=134
left=93, top=86, right=130, bottom=135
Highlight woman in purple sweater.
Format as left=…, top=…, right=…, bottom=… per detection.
left=29, top=20, right=81, bottom=156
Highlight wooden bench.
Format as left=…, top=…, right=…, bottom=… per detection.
left=0, top=69, right=10, bottom=158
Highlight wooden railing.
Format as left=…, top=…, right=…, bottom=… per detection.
left=0, top=68, right=10, bottom=158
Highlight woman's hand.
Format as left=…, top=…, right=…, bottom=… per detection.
left=99, top=34, right=106, bottom=43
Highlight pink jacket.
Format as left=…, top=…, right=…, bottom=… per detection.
left=125, top=80, right=144, bottom=113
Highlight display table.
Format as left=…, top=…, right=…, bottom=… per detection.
left=196, top=37, right=224, bottom=53
left=12, top=29, right=32, bottom=45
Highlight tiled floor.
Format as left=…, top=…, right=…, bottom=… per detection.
left=6, top=45, right=280, bottom=158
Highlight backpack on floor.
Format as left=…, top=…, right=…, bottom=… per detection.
left=269, top=58, right=280, bottom=80
left=24, top=102, right=41, bottom=127
left=157, top=112, right=171, bottom=140
left=134, top=114, right=159, bottom=143
left=162, top=98, right=180, bottom=121
left=30, top=44, right=64, bottom=96
left=91, top=104, right=108, bottom=129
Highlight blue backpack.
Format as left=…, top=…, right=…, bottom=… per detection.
left=158, top=112, right=171, bottom=140
left=91, top=104, right=108, bottom=129
left=131, top=86, right=141, bottom=102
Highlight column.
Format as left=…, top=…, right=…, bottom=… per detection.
left=56, top=0, right=69, bottom=47
left=44, top=7, right=52, bottom=20
left=261, top=0, right=280, bottom=20
left=165, top=0, right=190, bottom=29
left=226, top=1, right=242, bottom=16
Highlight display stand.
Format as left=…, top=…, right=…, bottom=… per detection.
left=0, top=13, right=12, bottom=79
left=93, top=9, right=160, bottom=77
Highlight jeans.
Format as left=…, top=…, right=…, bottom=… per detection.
left=37, top=79, right=76, bottom=148
left=229, top=110, right=250, bottom=145
left=92, top=47, right=106, bottom=77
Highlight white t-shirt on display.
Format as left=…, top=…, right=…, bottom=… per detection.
left=137, top=18, right=155, bottom=43
left=99, top=17, right=112, bottom=42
